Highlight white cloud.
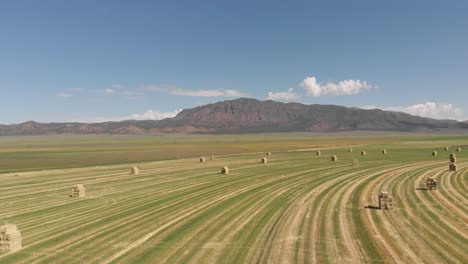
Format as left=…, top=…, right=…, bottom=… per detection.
left=365, top=102, right=465, bottom=121
left=70, top=109, right=182, bottom=123
left=144, top=85, right=248, bottom=97
left=103, top=87, right=144, bottom=99
left=56, top=88, right=84, bottom=98
left=299, top=76, right=373, bottom=97
left=130, top=109, right=182, bottom=120
left=68, top=88, right=82, bottom=92
left=266, top=88, right=299, bottom=101
left=56, top=93, right=73, bottom=98
left=111, top=84, right=124, bottom=89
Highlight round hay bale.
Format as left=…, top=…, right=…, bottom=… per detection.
left=349, top=148, right=353, bottom=153
left=457, top=147, right=461, bottom=152
left=432, top=151, right=438, bottom=157
left=221, top=166, right=230, bottom=175
left=445, top=146, right=449, bottom=151
left=361, top=151, right=367, bottom=156
left=261, top=157, right=268, bottom=164
left=267, top=152, right=272, bottom=156
left=316, top=151, right=321, bottom=156
left=382, top=149, right=387, bottom=155
left=331, top=155, right=338, bottom=162
left=450, top=153, right=457, bottom=163
left=210, top=155, right=215, bottom=160
left=200, top=157, right=206, bottom=163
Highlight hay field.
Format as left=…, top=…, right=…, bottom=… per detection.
left=0, top=133, right=414, bottom=173
left=0, top=134, right=467, bottom=263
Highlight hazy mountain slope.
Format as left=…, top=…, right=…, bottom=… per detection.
left=0, top=98, right=464, bottom=135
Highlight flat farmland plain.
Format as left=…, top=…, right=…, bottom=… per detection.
left=0, top=134, right=467, bottom=263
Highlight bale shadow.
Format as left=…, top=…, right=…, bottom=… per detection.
left=415, top=187, right=428, bottom=191
left=364, top=205, right=381, bottom=210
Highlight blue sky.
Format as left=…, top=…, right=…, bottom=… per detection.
left=1, top=0, right=467, bottom=124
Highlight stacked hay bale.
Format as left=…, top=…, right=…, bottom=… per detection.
left=425, top=177, right=437, bottom=190
left=71, top=184, right=85, bottom=198
left=352, top=159, right=359, bottom=167
left=379, top=191, right=393, bottom=210
left=221, top=166, right=229, bottom=175
left=261, top=157, right=268, bottom=164
left=382, top=149, right=388, bottom=155
left=316, top=151, right=321, bottom=156
left=449, top=153, right=457, bottom=171
left=449, top=163, right=457, bottom=171
left=0, top=224, right=22, bottom=252
left=361, top=151, right=367, bottom=156
left=432, top=151, right=438, bottom=157
left=200, top=157, right=206, bottom=163
left=450, top=153, right=457, bottom=163
left=331, top=155, right=338, bottom=162
left=130, top=167, right=140, bottom=175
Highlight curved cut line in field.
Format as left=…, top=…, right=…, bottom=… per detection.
left=362, top=162, right=468, bottom=264
left=362, top=163, right=434, bottom=264
left=1, top=146, right=467, bottom=264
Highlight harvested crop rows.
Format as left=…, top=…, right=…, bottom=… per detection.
left=0, top=145, right=467, bottom=263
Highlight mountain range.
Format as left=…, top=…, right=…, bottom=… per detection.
left=1, top=98, right=467, bottom=136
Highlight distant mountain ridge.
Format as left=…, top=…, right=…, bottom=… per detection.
left=1, top=98, right=467, bottom=135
